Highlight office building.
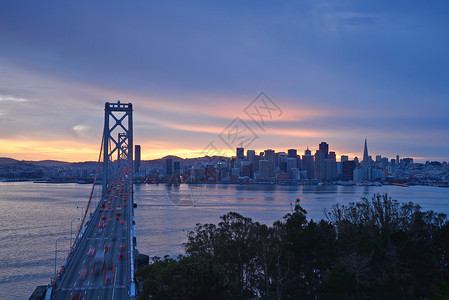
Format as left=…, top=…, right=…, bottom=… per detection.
left=247, top=150, right=255, bottom=162
left=165, top=158, right=173, bottom=176
left=287, top=157, right=297, bottom=179
left=326, top=151, right=338, bottom=180
left=319, top=142, right=329, bottom=159
left=342, top=160, right=356, bottom=181
left=302, top=147, right=314, bottom=179
left=134, top=145, right=141, bottom=173
left=259, top=160, right=269, bottom=180
left=264, top=149, right=276, bottom=178
left=173, top=161, right=180, bottom=178
left=236, top=147, right=244, bottom=160
left=288, top=149, right=297, bottom=158
left=314, top=150, right=325, bottom=180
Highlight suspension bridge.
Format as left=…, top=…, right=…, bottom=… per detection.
left=42, top=101, right=137, bottom=299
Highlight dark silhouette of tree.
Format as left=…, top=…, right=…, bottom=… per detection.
left=136, top=193, right=449, bottom=299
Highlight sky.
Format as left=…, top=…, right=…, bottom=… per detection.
left=0, top=1, right=448, bottom=162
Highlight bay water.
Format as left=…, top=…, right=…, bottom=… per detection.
left=0, top=182, right=448, bottom=299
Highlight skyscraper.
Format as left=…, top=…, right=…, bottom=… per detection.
left=326, top=151, right=338, bottom=180
left=363, top=138, right=369, bottom=164
left=361, top=139, right=372, bottom=181
left=134, top=145, right=141, bottom=173
left=259, top=160, right=269, bottom=180
left=319, top=142, right=329, bottom=159
left=287, top=149, right=297, bottom=158
left=165, top=158, right=173, bottom=176
left=173, top=161, right=180, bottom=178
left=302, top=147, right=314, bottom=179
left=247, top=150, right=255, bottom=162
left=314, top=150, right=325, bottom=180
left=236, top=147, right=244, bottom=160
left=342, top=160, right=356, bottom=181
left=305, top=147, right=311, bottom=156
left=287, top=157, right=297, bottom=179
left=264, top=149, right=275, bottom=178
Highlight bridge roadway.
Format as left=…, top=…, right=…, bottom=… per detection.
left=53, top=169, right=132, bottom=299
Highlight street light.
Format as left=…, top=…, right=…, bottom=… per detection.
left=70, top=218, right=80, bottom=248
left=55, top=236, right=67, bottom=278
left=77, top=206, right=84, bottom=221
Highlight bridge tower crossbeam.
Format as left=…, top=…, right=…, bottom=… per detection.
left=102, top=101, right=133, bottom=196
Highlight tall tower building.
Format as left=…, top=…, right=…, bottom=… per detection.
left=342, top=160, right=356, bottom=181
left=302, top=147, right=314, bottom=179
left=363, top=138, right=369, bottom=164
left=134, top=145, right=141, bottom=173
left=236, top=147, right=244, bottom=160
left=361, top=139, right=372, bottom=181
left=319, top=142, right=329, bottom=159
left=165, top=158, right=173, bottom=176
left=173, top=161, right=181, bottom=178
left=259, top=160, right=269, bottom=180
left=326, top=151, right=338, bottom=180
left=288, top=149, right=297, bottom=158
left=247, top=150, right=255, bottom=162
left=305, top=147, right=311, bottom=156
left=314, top=150, right=325, bottom=180
left=287, top=157, right=297, bottom=179
left=264, top=149, right=276, bottom=178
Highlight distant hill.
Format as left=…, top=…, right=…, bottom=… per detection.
left=0, top=155, right=228, bottom=168
left=30, top=160, right=71, bottom=167
left=0, top=157, right=19, bottom=164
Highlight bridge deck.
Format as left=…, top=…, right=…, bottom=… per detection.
left=53, top=169, right=132, bottom=300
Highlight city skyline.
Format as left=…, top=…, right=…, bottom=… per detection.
left=0, top=1, right=448, bottom=162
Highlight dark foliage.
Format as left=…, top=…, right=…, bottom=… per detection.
left=136, top=193, right=449, bottom=299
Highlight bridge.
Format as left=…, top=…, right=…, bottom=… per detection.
left=46, top=101, right=137, bottom=299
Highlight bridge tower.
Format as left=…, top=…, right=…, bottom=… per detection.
left=102, top=101, right=133, bottom=197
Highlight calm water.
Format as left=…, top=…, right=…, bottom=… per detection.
left=1, top=182, right=448, bottom=299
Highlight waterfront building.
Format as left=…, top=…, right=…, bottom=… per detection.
left=165, top=158, right=173, bottom=176
left=291, top=168, right=300, bottom=180
left=173, top=161, right=180, bottom=179
left=135, top=145, right=141, bottom=173
left=342, top=160, right=356, bottom=181
left=205, top=165, right=216, bottom=182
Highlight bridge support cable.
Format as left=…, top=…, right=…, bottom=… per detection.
left=52, top=127, right=105, bottom=285
left=50, top=101, right=135, bottom=299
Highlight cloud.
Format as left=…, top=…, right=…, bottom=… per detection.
left=0, top=95, right=29, bottom=102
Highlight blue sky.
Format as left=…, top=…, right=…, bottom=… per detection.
left=0, top=1, right=448, bottom=162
